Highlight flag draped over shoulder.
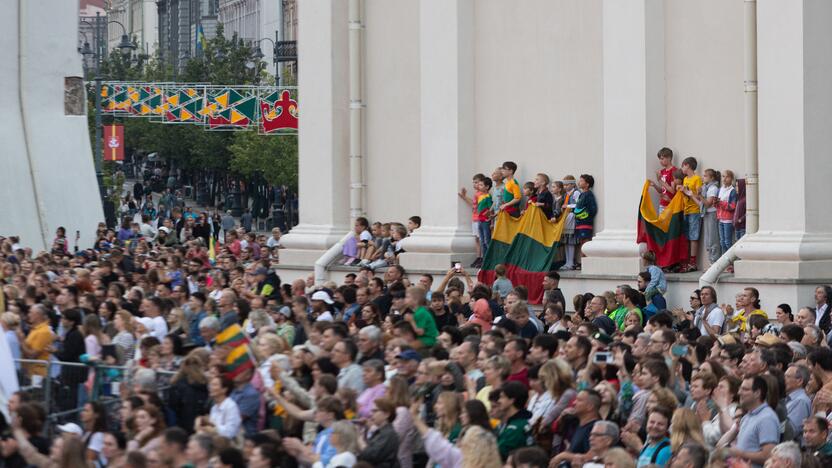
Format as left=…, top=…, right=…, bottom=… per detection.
left=636, top=180, right=689, bottom=268
left=215, top=323, right=254, bottom=378
left=208, top=236, right=217, bottom=265
left=477, top=205, right=567, bottom=304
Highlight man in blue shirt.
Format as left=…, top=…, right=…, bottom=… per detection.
left=784, top=364, right=812, bottom=444
left=730, top=376, right=780, bottom=468
left=637, top=407, right=672, bottom=468
left=230, top=369, right=262, bottom=436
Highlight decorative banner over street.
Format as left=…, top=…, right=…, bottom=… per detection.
left=162, top=85, right=206, bottom=124
left=259, top=89, right=299, bottom=134
left=202, top=87, right=258, bottom=131
left=103, top=123, right=125, bottom=161
left=99, top=81, right=298, bottom=135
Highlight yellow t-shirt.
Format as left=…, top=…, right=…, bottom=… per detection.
left=683, top=175, right=703, bottom=215
left=25, top=322, right=54, bottom=376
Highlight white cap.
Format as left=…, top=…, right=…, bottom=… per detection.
left=57, top=423, right=83, bottom=436
left=310, top=291, right=334, bottom=304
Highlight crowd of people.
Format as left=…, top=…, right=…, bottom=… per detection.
left=2, top=213, right=832, bottom=468
left=0, top=149, right=818, bottom=468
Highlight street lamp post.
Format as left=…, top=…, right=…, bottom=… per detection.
left=252, top=31, right=298, bottom=230
left=252, top=36, right=278, bottom=87
left=252, top=31, right=297, bottom=88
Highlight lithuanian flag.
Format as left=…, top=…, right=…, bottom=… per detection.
left=224, top=343, right=255, bottom=379
left=636, top=180, right=689, bottom=267
left=216, top=323, right=250, bottom=348
left=477, top=205, right=567, bottom=304
left=216, top=323, right=254, bottom=378
left=208, top=236, right=217, bottom=265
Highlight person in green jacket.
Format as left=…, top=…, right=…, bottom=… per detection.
left=495, top=381, right=533, bottom=460
left=405, top=286, right=439, bottom=348
left=608, top=286, right=643, bottom=331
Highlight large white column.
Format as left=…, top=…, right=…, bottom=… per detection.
left=0, top=0, right=104, bottom=251
left=279, top=0, right=351, bottom=266
left=398, top=0, right=478, bottom=271
left=582, top=0, right=665, bottom=275
left=734, top=0, right=832, bottom=279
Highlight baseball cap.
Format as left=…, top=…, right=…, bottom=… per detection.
left=255, top=267, right=269, bottom=276
left=56, top=423, right=83, bottom=436
left=277, top=306, right=292, bottom=318
left=311, top=291, right=334, bottom=304
left=396, top=349, right=422, bottom=362
left=592, top=331, right=614, bottom=345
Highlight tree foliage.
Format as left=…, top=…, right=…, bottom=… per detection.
left=229, top=132, right=298, bottom=190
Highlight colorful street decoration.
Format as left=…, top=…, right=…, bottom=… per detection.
left=99, top=81, right=298, bottom=135
left=201, top=87, right=258, bottom=130
left=161, top=85, right=206, bottom=124
left=259, top=89, right=299, bottom=134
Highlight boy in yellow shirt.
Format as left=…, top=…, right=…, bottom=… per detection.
left=678, top=157, right=702, bottom=272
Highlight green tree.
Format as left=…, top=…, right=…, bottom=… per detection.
left=229, top=132, right=298, bottom=191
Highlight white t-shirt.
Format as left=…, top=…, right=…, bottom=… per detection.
left=210, top=397, right=242, bottom=439
left=358, top=230, right=373, bottom=243
left=150, top=316, right=168, bottom=341
left=312, top=451, right=357, bottom=468
left=704, top=184, right=719, bottom=213
left=696, top=305, right=724, bottom=336
left=85, top=431, right=104, bottom=454
left=316, top=311, right=334, bottom=322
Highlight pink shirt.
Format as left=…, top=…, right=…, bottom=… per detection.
left=357, top=383, right=387, bottom=419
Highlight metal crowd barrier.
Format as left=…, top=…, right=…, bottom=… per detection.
left=14, top=359, right=175, bottom=437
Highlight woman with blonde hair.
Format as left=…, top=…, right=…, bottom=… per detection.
left=112, top=310, right=136, bottom=362
left=411, top=402, right=502, bottom=468
left=254, top=332, right=289, bottom=388
left=670, top=408, right=707, bottom=452
left=1, top=312, right=21, bottom=368
left=387, top=376, right=418, bottom=468
left=603, top=447, right=636, bottom=468
left=538, top=358, right=577, bottom=428
left=476, top=355, right=511, bottom=410
left=434, top=391, right=463, bottom=442
left=595, top=381, right=620, bottom=422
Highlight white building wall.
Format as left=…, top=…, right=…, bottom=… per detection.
left=357, top=0, right=748, bottom=230
left=664, top=0, right=746, bottom=181
left=363, top=0, right=421, bottom=222
left=473, top=0, right=605, bottom=229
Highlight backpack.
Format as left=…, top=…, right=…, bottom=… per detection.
left=651, top=440, right=671, bottom=464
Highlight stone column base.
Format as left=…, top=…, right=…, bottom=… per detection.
left=278, top=223, right=349, bottom=266
left=580, top=229, right=645, bottom=275
left=398, top=226, right=478, bottom=272
left=734, top=232, right=832, bottom=280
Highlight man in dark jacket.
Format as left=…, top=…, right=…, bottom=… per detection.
left=56, top=309, right=86, bottom=410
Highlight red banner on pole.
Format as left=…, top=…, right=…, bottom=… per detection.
left=103, top=123, right=124, bottom=161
